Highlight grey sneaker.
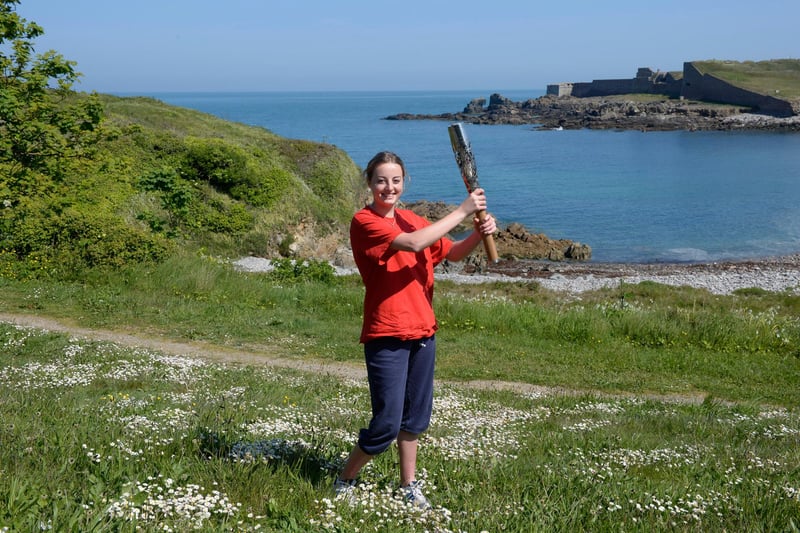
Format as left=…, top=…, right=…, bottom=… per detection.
left=333, top=478, right=357, bottom=503
left=401, top=480, right=431, bottom=510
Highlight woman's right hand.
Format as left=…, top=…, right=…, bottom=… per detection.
left=460, top=188, right=487, bottom=215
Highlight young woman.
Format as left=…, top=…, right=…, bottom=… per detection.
left=334, top=151, right=497, bottom=509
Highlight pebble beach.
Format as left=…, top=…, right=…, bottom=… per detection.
left=234, top=254, right=800, bottom=295
left=463, top=254, right=800, bottom=295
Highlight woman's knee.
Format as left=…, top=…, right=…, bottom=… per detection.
left=358, top=419, right=402, bottom=455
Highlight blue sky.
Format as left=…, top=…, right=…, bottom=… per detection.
left=17, top=0, right=800, bottom=93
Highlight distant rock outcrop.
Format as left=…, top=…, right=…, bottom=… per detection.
left=386, top=93, right=800, bottom=132
left=395, top=61, right=800, bottom=131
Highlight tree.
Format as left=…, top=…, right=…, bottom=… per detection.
left=0, top=0, right=103, bottom=179
left=1, top=0, right=126, bottom=279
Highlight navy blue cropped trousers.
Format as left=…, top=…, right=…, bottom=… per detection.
left=357, top=335, right=436, bottom=456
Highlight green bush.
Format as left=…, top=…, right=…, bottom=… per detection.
left=1, top=198, right=172, bottom=280
left=182, top=137, right=296, bottom=209
left=268, top=258, right=336, bottom=284
left=52, top=209, right=172, bottom=271
left=132, top=128, right=187, bottom=161
left=137, top=166, right=255, bottom=237
left=279, top=140, right=361, bottom=222
left=229, top=163, right=293, bottom=208
left=186, top=193, right=254, bottom=234
left=139, top=167, right=193, bottom=212
left=183, top=137, right=251, bottom=194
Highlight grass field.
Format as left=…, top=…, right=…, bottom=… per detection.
left=1, top=255, right=799, bottom=531
left=693, top=59, right=800, bottom=99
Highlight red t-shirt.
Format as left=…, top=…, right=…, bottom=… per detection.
left=350, top=207, right=453, bottom=343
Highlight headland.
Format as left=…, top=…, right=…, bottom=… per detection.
left=387, top=60, right=800, bottom=131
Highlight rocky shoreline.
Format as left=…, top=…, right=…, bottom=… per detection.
left=386, top=93, right=800, bottom=132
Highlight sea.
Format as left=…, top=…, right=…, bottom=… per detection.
left=134, top=90, right=800, bottom=264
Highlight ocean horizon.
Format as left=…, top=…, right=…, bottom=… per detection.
left=131, top=90, right=800, bottom=264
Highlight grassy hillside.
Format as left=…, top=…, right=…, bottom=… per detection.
left=101, top=94, right=365, bottom=247
left=693, top=59, right=800, bottom=99
left=2, top=93, right=364, bottom=280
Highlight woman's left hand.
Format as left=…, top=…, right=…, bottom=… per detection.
left=475, top=213, right=497, bottom=236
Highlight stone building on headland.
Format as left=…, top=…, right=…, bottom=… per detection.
left=547, top=62, right=796, bottom=117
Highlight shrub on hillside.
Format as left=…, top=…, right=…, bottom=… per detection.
left=268, top=258, right=336, bottom=283
left=1, top=204, right=172, bottom=279
left=138, top=167, right=255, bottom=237
left=184, top=137, right=250, bottom=194
left=182, top=137, right=294, bottom=209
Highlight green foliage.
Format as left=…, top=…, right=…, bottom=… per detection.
left=139, top=167, right=193, bottom=213
left=245, top=162, right=294, bottom=208
left=183, top=137, right=249, bottom=193
left=280, top=140, right=344, bottom=199
left=137, top=167, right=250, bottom=237
left=268, top=257, right=336, bottom=284
left=1, top=201, right=172, bottom=279
left=0, top=247, right=55, bottom=280
left=1, top=320, right=799, bottom=531
left=100, top=98, right=362, bottom=260
left=53, top=208, right=172, bottom=270
left=187, top=186, right=255, bottom=233
left=101, top=94, right=362, bottom=259
left=279, top=139, right=365, bottom=222
left=0, top=4, right=363, bottom=279
left=182, top=137, right=296, bottom=209
left=0, top=1, right=104, bottom=178
left=128, top=125, right=188, bottom=169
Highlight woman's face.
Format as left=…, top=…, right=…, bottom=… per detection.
left=369, top=162, right=404, bottom=210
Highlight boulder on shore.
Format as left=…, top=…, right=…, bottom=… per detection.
left=495, top=222, right=592, bottom=261
left=406, top=201, right=591, bottom=263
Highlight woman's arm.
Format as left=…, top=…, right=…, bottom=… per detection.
left=391, top=188, right=488, bottom=253
left=446, top=213, right=497, bottom=262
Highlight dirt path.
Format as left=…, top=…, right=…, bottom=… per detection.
left=0, top=312, right=368, bottom=380
left=0, top=312, right=713, bottom=405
